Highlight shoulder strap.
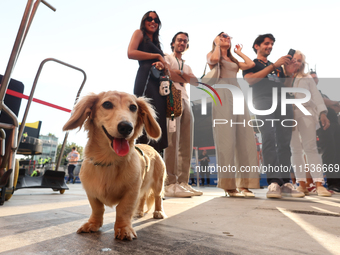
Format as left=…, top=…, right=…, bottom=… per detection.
left=201, top=62, right=208, bottom=79
left=201, top=62, right=220, bottom=79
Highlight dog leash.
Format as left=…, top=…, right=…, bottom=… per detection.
left=135, top=146, right=148, bottom=176
left=142, top=69, right=152, bottom=96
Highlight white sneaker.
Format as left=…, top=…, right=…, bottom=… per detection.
left=180, top=182, right=203, bottom=196
left=281, top=183, right=305, bottom=198
left=316, top=186, right=332, bottom=197
left=164, top=184, right=193, bottom=198
left=266, top=183, right=282, bottom=199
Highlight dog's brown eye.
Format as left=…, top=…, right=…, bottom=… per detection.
left=129, top=104, right=137, bottom=112
left=102, top=101, right=113, bottom=109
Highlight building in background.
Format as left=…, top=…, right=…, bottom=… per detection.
left=34, top=134, right=58, bottom=163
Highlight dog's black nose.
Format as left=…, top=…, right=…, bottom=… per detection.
left=118, top=121, right=133, bottom=137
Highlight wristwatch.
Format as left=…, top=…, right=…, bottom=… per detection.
left=180, top=70, right=184, bottom=76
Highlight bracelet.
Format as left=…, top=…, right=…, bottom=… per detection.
left=271, top=63, right=276, bottom=70
left=180, top=70, right=184, bottom=76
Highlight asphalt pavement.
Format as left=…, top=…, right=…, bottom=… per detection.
left=1, top=185, right=339, bottom=255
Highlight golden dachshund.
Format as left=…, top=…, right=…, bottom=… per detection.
left=63, top=91, right=166, bottom=240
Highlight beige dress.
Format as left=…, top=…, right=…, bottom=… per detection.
left=212, top=60, right=259, bottom=190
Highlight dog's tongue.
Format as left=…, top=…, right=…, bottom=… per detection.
left=113, top=138, right=130, bottom=157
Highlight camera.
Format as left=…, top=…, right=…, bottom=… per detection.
left=159, top=75, right=170, bottom=96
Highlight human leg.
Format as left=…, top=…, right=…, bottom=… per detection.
left=177, top=100, right=193, bottom=184
left=67, top=165, right=75, bottom=183
left=212, top=89, right=237, bottom=191
left=317, top=123, right=340, bottom=188
left=164, top=116, right=180, bottom=186
left=234, top=105, right=259, bottom=197
left=275, top=104, right=293, bottom=184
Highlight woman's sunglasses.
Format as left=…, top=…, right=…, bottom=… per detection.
left=145, top=17, right=160, bottom=24
left=221, top=34, right=232, bottom=39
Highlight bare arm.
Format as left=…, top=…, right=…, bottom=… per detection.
left=169, top=70, right=198, bottom=86
left=323, top=97, right=339, bottom=107
left=244, top=66, right=275, bottom=86
left=206, top=36, right=221, bottom=69
left=244, top=55, right=292, bottom=86
left=234, top=44, right=255, bottom=70
left=323, top=97, right=340, bottom=114
left=127, top=29, right=166, bottom=65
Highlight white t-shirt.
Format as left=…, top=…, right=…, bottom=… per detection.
left=165, top=53, right=194, bottom=101
left=67, top=150, right=80, bottom=166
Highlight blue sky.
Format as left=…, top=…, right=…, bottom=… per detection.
left=1, top=0, right=339, bottom=150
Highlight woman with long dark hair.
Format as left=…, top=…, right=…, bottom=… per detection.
left=128, top=11, right=168, bottom=153
left=206, top=32, right=259, bottom=197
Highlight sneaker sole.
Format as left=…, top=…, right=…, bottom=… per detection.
left=317, top=193, right=332, bottom=197
left=282, top=193, right=305, bottom=198
left=174, top=194, right=193, bottom=198
left=266, top=194, right=282, bottom=199
left=192, top=192, right=203, bottom=196
left=164, top=194, right=192, bottom=198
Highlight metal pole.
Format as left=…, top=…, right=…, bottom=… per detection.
left=0, top=0, right=34, bottom=104
left=18, top=58, right=87, bottom=144
left=1, top=0, right=56, bottom=189
left=195, top=147, right=199, bottom=187
left=56, top=132, right=69, bottom=172
left=16, top=58, right=87, bottom=172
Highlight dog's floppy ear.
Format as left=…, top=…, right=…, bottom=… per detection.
left=63, top=93, right=99, bottom=131
left=136, top=97, right=161, bottom=140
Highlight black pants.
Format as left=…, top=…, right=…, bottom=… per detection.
left=317, top=122, right=340, bottom=187
left=255, top=98, right=293, bottom=186
left=200, top=168, right=210, bottom=185
left=67, top=165, right=76, bottom=182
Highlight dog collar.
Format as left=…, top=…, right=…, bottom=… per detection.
left=89, top=158, right=113, bottom=167
left=88, top=147, right=148, bottom=172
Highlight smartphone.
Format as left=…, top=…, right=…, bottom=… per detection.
left=288, top=49, right=296, bottom=58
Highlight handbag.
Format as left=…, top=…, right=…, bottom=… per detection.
left=150, top=65, right=162, bottom=80
left=166, top=81, right=182, bottom=120
left=200, top=62, right=220, bottom=86
left=148, top=66, right=170, bottom=96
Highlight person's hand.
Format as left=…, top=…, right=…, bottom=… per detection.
left=274, top=55, right=292, bottom=68
left=151, top=54, right=168, bottom=70
left=158, top=55, right=169, bottom=70
left=234, top=44, right=243, bottom=55
left=320, top=113, right=330, bottom=130
left=284, top=57, right=298, bottom=76
left=213, top=36, right=221, bottom=47
left=152, top=61, right=164, bottom=70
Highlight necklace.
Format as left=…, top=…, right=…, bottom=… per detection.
left=258, top=59, right=270, bottom=66
left=175, top=56, right=183, bottom=71
left=175, top=56, right=184, bottom=86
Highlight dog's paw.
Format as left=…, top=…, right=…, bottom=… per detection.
left=77, top=221, right=102, bottom=234
left=115, top=226, right=137, bottom=241
left=134, top=210, right=145, bottom=218
left=153, top=211, right=167, bottom=219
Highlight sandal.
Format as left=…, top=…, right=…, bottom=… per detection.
left=225, top=190, right=245, bottom=197
left=238, top=189, right=255, bottom=197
